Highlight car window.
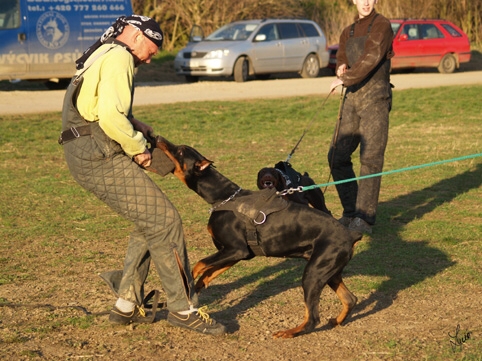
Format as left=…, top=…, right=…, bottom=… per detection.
left=0, top=0, right=20, bottom=29
left=298, top=23, right=320, bottom=37
left=256, top=23, right=279, bottom=41
left=401, top=24, right=420, bottom=40
left=421, top=24, right=443, bottom=39
left=441, top=23, right=463, bottom=37
left=206, top=22, right=259, bottom=41
left=391, top=23, right=401, bottom=35
left=277, top=22, right=301, bottom=39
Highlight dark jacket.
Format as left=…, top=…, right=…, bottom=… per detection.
left=337, top=10, right=394, bottom=87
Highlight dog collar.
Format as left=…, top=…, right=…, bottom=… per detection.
left=209, top=188, right=242, bottom=214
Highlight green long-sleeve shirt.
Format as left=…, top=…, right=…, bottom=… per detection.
left=76, top=43, right=147, bottom=157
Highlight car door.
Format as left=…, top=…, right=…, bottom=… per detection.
left=418, top=23, right=445, bottom=66
left=392, top=24, right=426, bottom=68
left=0, top=0, right=28, bottom=79
left=277, top=22, right=309, bottom=71
left=251, top=23, right=284, bottom=73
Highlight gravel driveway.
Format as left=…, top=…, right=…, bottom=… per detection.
left=1, top=71, right=482, bottom=115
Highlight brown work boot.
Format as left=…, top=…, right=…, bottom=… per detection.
left=348, top=217, right=372, bottom=234
left=338, top=216, right=353, bottom=227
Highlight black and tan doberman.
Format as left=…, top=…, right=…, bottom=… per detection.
left=257, top=162, right=332, bottom=215
left=157, top=137, right=362, bottom=338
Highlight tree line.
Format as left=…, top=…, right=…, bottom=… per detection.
left=131, top=0, right=482, bottom=51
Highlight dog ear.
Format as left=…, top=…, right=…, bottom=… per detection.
left=197, top=159, right=213, bottom=171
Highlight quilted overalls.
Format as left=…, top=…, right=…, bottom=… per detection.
left=60, top=61, right=198, bottom=312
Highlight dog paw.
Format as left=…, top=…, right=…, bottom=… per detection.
left=328, top=317, right=342, bottom=327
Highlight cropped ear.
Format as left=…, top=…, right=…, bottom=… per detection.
left=197, top=159, right=213, bottom=171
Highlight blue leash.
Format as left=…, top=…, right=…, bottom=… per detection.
left=279, top=153, right=482, bottom=195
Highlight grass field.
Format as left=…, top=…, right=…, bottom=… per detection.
left=0, top=85, right=481, bottom=360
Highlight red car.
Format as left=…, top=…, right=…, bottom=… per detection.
left=328, top=19, right=471, bottom=74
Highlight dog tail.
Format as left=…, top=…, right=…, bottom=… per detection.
left=348, top=230, right=363, bottom=261
left=349, top=230, right=363, bottom=246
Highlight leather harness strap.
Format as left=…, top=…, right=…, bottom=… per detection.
left=212, top=188, right=288, bottom=257
left=246, top=228, right=265, bottom=256
left=58, top=124, right=92, bottom=145
left=59, top=44, right=121, bottom=146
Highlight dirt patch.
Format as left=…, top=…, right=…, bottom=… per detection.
left=1, top=214, right=480, bottom=360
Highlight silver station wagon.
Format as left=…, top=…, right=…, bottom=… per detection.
left=174, top=19, right=329, bottom=82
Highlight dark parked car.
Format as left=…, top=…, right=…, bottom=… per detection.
left=328, top=19, right=471, bottom=74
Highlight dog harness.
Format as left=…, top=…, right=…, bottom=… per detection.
left=274, top=161, right=302, bottom=188
left=211, top=188, right=288, bottom=256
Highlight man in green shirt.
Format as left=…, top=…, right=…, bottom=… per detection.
left=60, top=15, right=226, bottom=336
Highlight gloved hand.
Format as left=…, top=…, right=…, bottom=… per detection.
left=330, top=78, right=344, bottom=93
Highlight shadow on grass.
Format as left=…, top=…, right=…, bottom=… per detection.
left=201, top=163, right=481, bottom=334
left=348, top=162, right=481, bottom=323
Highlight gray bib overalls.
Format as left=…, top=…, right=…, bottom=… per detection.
left=60, top=57, right=198, bottom=312
left=328, top=15, right=392, bottom=225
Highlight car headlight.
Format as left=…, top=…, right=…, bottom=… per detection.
left=205, top=50, right=230, bottom=59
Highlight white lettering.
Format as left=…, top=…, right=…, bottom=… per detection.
left=0, top=53, right=81, bottom=64
left=84, top=28, right=104, bottom=33
left=0, top=54, right=19, bottom=65
left=40, top=53, right=49, bottom=63
left=16, top=54, right=29, bottom=64
left=53, top=53, right=63, bottom=63
left=27, top=5, right=45, bottom=12
left=53, top=52, right=83, bottom=63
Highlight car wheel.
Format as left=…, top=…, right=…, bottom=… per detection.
left=185, top=75, right=199, bottom=83
left=233, top=57, right=249, bottom=82
left=437, top=54, right=457, bottom=74
left=300, top=54, right=320, bottom=78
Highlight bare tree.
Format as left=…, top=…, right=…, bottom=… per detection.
left=314, top=0, right=481, bottom=47
left=131, top=0, right=481, bottom=50
left=135, top=0, right=303, bottom=50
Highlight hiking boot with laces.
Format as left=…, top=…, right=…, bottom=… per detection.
left=109, top=305, right=146, bottom=325
left=167, top=306, right=227, bottom=336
